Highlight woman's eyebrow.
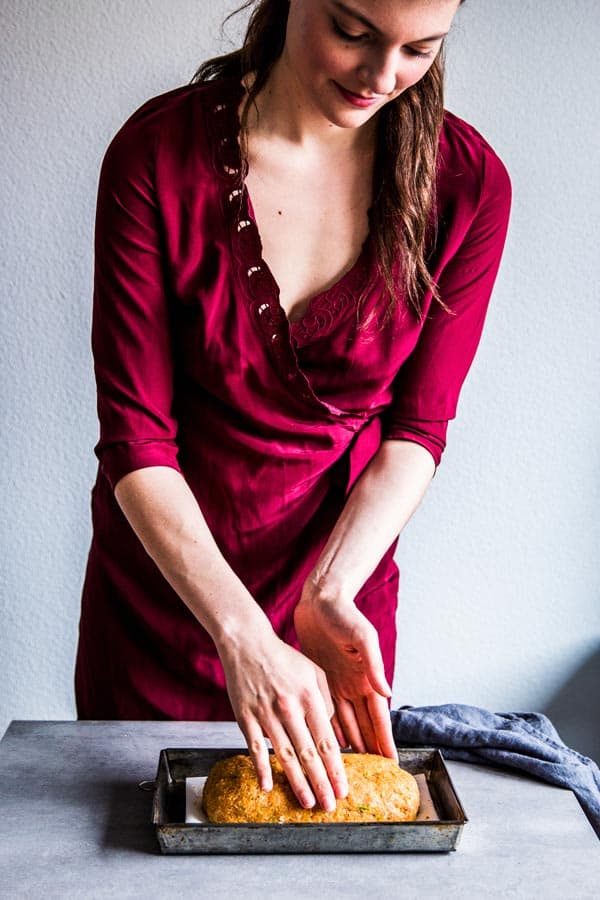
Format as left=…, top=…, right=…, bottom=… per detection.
left=331, top=0, right=449, bottom=42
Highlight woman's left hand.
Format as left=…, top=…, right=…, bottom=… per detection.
left=294, top=582, right=397, bottom=759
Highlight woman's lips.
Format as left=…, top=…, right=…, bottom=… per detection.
left=334, top=82, right=381, bottom=109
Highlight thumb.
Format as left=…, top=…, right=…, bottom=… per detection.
left=357, top=628, right=392, bottom=698
left=315, top=664, right=335, bottom=719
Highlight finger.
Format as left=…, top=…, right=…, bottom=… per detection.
left=279, top=712, right=338, bottom=811
left=315, top=665, right=335, bottom=720
left=266, top=717, right=322, bottom=810
left=305, top=702, right=348, bottom=800
left=356, top=628, right=392, bottom=698
left=335, top=695, right=367, bottom=754
left=331, top=710, right=349, bottom=749
left=241, top=718, right=273, bottom=791
left=353, top=695, right=381, bottom=755
left=317, top=667, right=346, bottom=748
left=366, top=692, right=398, bottom=759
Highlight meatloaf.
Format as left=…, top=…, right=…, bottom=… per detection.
left=202, top=752, right=420, bottom=823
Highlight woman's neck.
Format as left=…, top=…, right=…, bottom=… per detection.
left=242, top=56, right=377, bottom=156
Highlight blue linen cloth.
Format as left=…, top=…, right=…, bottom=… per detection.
left=391, top=704, right=600, bottom=839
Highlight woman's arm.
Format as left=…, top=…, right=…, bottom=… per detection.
left=309, top=439, right=435, bottom=601
left=115, top=466, right=348, bottom=811
left=296, top=146, right=512, bottom=754
left=294, top=439, right=435, bottom=755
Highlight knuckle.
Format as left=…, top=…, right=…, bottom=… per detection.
left=276, top=743, right=296, bottom=763
left=274, top=692, right=295, bottom=718
left=255, top=701, right=270, bottom=722
left=237, top=705, right=253, bottom=726
left=249, top=738, right=266, bottom=756
left=298, top=745, right=317, bottom=766
left=316, top=736, right=335, bottom=756
left=302, top=686, right=323, bottom=710
left=294, top=681, right=312, bottom=702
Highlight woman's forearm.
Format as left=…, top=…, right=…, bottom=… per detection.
left=114, top=465, right=348, bottom=809
left=307, top=440, right=436, bottom=602
left=114, top=466, right=273, bottom=648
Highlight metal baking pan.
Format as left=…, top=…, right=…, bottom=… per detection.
left=148, top=747, right=467, bottom=854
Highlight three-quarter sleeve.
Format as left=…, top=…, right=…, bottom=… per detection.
left=91, top=113, right=181, bottom=491
left=382, top=147, right=512, bottom=467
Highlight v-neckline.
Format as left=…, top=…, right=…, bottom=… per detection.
left=229, top=78, right=373, bottom=330
left=243, top=188, right=372, bottom=328
left=207, top=76, right=375, bottom=420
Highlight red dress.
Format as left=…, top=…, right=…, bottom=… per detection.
left=75, top=77, right=511, bottom=719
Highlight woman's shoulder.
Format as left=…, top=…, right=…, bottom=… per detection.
left=439, top=109, right=511, bottom=204
left=114, top=78, right=238, bottom=131
left=99, top=78, right=241, bottom=175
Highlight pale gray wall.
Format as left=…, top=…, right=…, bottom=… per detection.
left=1, top=1, right=599, bottom=756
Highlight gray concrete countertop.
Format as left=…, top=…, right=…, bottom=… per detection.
left=0, top=720, right=598, bottom=899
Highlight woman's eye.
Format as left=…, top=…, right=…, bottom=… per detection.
left=332, top=19, right=368, bottom=43
left=404, top=47, right=434, bottom=60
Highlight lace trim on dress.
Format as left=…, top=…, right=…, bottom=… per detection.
left=204, top=78, right=372, bottom=424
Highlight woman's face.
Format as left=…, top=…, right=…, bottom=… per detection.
left=282, top=0, right=461, bottom=128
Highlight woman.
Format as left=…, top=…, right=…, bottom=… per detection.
left=75, top=0, right=511, bottom=813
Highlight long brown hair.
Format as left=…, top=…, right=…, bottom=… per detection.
left=192, top=0, right=464, bottom=321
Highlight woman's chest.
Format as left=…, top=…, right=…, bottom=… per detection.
left=243, top=151, right=373, bottom=322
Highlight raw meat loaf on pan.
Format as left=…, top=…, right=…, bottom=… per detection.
left=202, top=752, right=420, bottom=823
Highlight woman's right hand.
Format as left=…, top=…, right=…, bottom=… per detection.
left=217, top=626, right=349, bottom=812
left=112, top=468, right=347, bottom=809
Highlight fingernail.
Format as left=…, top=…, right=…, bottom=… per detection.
left=335, top=781, right=348, bottom=800
left=300, top=792, right=315, bottom=809
left=322, top=796, right=336, bottom=813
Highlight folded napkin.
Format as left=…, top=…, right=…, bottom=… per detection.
left=391, top=704, right=600, bottom=839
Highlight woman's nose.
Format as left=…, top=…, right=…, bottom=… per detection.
left=358, top=49, right=398, bottom=96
